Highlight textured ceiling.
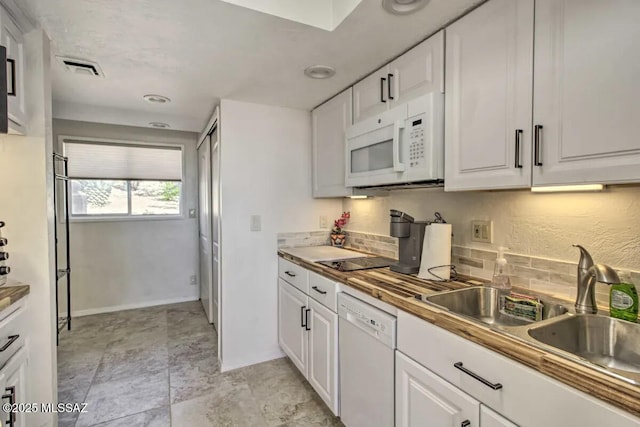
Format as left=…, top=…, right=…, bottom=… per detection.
left=20, top=0, right=482, bottom=132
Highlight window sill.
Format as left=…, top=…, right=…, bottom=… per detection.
left=68, top=214, right=188, bottom=223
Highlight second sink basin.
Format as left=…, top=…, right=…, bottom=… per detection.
left=528, top=315, right=640, bottom=376
left=422, top=286, right=568, bottom=328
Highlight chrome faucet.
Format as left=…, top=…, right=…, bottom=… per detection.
left=573, top=244, right=620, bottom=314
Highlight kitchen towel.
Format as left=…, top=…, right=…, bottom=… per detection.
left=418, top=223, right=452, bottom=281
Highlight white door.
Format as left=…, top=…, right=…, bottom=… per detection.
left=312, top=88, right=353, bottom=198
left=481, top=405, right=518, bottom=427
left=353, top=66, right=390, bottom=123
left=2, top=16, right=26, bottom=134
left=445, top=0, right=534, bottom=191
left=210, top=126, right=220, bottom=332
left=396, top=351, right=480, bottom=427
left=307, top=299, right=338, bottom=415
left=533, top=0, right=640, bottom=186
left=278, top=279, right=308, bottom=375
left=198, top=136, right=214, bottom=323
left=389, top=30, right=444, bottom=109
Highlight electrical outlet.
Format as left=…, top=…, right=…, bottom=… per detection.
left=190, top=275, right=197, bottom=285
left=471, top=220, right=493, bottom=243
left=319, top=215, right=328, bottom=228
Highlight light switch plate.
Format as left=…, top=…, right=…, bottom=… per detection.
left=471, top=220, right=492, bottom=243
left=250, top=215, right=261, bottom=232
left=319, top=215, right=328, bottom=228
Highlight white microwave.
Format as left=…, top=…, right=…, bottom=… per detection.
left=345, top=93, right=444, bottom=188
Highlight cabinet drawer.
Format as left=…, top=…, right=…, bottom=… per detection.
left=397, top=311, right=640, bottom=427
left=308, top=272, right=337, bottom=312
left=0, top=298, right=26, bottom=370
left=278, top=258, right=309, bottom=294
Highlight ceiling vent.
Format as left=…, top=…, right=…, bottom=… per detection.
left=56, top=56, right=104, bottom=78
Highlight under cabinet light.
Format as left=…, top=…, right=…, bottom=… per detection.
left=531, top=184, right=604, bottom=193
left=349, top=195, right=368, bottom=199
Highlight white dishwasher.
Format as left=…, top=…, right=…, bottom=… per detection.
left=338, top=292, right=397, bottom=427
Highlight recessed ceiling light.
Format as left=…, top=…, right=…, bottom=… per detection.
left=304, top=65, right=336, bottom=79
left=143, top=94, right=171, bottom=104
left=149, top=122, right=170, bottom=129
left=382, top=0, right=430, bottom=15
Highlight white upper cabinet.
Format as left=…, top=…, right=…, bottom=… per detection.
left=445, top=0, right=534, bottom=191
left=532, top=0, right=640, bottom=186
left=353, top=66, right=388, bottom=123
left=312, top=88, right=353, bottom=198
left=353, top=30, right=444, bottom=124
left=0, top=8, right=26, bottom=135
left=389, top=30, right=444, bottom=109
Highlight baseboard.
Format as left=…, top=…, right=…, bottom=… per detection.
left=220, top=348, right=286, bottom=372
left=68, top=295, right=200, bottom=317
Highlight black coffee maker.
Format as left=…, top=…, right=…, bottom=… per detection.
left=389, top=210, right=428, bottom=274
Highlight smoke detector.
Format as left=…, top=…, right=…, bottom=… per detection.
left=382, top=0, right=430, bottom=15
left=56, top=56, right=104, bottom=77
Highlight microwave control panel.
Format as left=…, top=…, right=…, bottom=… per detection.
left=408, top=117, right=425, bottom=168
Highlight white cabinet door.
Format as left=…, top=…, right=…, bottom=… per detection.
left=444, top=0, right=534, bottom=191
left=278, top=279, right=308, bottom=375
left=481, top=405, right=518, bottom=427
left=396, top=351, right=480, bottom=427
left=312, top=88, right=353, bottom=198
left=307, top=299, right=338, bottom=415
left=389, top=30, right=444, bottom=109
left=0, top=347, right=27, bottom=427
left=353, top=66, right=389, bottom=123
left=1, top=13, right=26, bottom=134
left=533, top=0, right=640, bottom=186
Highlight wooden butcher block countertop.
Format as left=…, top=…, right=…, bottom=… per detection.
left=0, top=284, right=29, bottom=312
left=278, top=250, right=640, bottom=417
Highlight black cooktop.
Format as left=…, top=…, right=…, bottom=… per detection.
left=318, top=256, right=396, bottom=272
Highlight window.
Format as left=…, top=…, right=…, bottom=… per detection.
left=63, top=138, right=183, bottom=218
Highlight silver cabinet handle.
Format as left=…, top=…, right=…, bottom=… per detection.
left=454, top=362, right=502, bottom=390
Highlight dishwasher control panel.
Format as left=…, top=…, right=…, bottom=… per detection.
left=338, top=292, right=396, bottom=347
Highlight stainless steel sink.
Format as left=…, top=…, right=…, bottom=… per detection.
left=528, top=315, right=640, bottom=377
left=422, top=286, right=568, bottom=328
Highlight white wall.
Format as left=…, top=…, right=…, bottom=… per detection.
left=219, top=99, right=342, bottom=370
left=344, top=185, right=640, bottom=271
left=0, top=29, right=57, bottom=426
left=52, top=119, right=200, bottom=315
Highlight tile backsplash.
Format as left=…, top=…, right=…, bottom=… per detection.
left=453, top=246, right=640, bottom=306
left=277, top=231, right=330, bottom=248
left=344, top=230, right=398, bottom=259
left=278, top=229, right=640, bottom=308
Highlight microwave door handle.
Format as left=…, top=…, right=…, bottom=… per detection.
left=393, top=120, right=406, bottom=172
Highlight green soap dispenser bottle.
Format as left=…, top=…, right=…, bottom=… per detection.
left=610, top=271, right=638, bottom=322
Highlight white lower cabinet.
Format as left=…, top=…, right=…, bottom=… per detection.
left=277, top=272, right=339, bottom=415
left=0, top=347, right=27, bottom=427
left=307, top=299, right=338, bottom=411
left=481, top=406, right=517, bottom=427
left=396, top=351, right=480, bottom=427
left=397, top=311, right=640, bottom=427
left=278, top=279, right=308, bottom=374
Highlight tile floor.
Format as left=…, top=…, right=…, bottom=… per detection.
left=57, top=300, right=343, bottom=427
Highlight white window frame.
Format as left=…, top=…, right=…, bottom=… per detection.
left=58, top=135, right=187, bottom=222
